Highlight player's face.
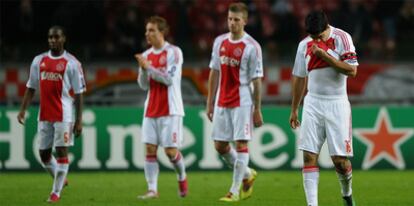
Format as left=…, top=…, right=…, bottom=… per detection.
left=310, top=27, right=330, bottom=42
left=145, top=23, right=164, bottom=46
left=228, top=11, right=246, bottom=34
left=48, top=29, right=65, bottom=52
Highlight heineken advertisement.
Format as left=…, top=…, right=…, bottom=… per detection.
left=1, top=106, right=413, bottom=171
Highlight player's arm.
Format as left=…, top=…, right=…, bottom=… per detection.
left=252, top=77, right=263, bottom=127
left=17, top=88, right=35, bottom=125
left=290, top=76, right=306, bottom=129
left=69, top=61, right=86, bottom=137
left=73, top=93, right=83, bottom=137
left=135, top=54, right=149, bottom=90
left=18, top=56, right=40, bottom=125
left=206, top=69, right=219, bottom=121
left=312, top=44, right=357, bottom=77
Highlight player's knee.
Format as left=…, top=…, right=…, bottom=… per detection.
left=332, top=157, right=350, bottom=173
left=145, top=144, right=158, bottom=155
left=215, top=143, right=230, bottom=155
left=164, top=148, right=178, bottom=159
left=39, top=150, right=52, bottom=163
left=303, top=152, right=318, bottom=165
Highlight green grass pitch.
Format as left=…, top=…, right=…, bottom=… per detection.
left=1, top=170, right=413, bottom=205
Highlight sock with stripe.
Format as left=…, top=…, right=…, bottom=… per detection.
left=303, top=166, right=319, bottom=206
left=229, top=147, right=249, bottom=195
left=144, top=154, right=159, bottom=192
left=52, top=157, right=69, bottom=196
left=169, top=151, right=186, bottom=181
left=336, top=166, right=353, bottom=197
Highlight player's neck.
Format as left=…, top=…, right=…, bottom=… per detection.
left=152, top=39, right=165, bottom=50
left=230, top=31, right=245, bottom=41
left=321, top=26, right=331, bottom=41
left=50, top=49, right=64, bottom=57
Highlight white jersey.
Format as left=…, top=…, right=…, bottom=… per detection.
left=209, top=32, right=264, bottom=107
left=137, top=42, right=184, bottom=117
left=26, top=50, right=86, bottom=122
left=292, top=26, right=359, bottom=96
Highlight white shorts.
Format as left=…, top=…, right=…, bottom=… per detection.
left=141, top=115, right=183, bottom=148
left=38, top=121, right=74, bottom=150
left=298, top=93, right=353, bottom=157
left=211, top=105, right=253, bottom=142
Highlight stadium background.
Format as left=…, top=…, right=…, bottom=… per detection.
left=1, top=0, right=414, bottom=205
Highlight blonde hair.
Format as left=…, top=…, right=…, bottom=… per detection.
left=229, top=2, right=248, bottom=20
left=146, top=16, right=169, bottom=36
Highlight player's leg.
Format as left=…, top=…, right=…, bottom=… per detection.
left=325, top=98, right=354, bottom=206
left=38, top=121, right=56, bottom=178
left=164, top=147, right=187, bottom=197
left=48, top=122, right=74, bottom=203
left=160, top=115, right=187, bottom=197
left=139, top=117, right=160, bottom=199
left=299, top=95, right=326, bottom=206
left=332, top=156, right=354, bottom=206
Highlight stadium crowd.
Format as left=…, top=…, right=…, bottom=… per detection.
left=1, top=0, right=414, bottom=62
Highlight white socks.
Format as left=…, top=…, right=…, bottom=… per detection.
left=229, top=148, right=249, bottom=195
left=220, top=147, right=252, bottom=180
left=144, top=155, right=159, bottom=192
left=337, top=167, right=353, bottom=197
left=169, top=152, right=187, bottom=181
left=52, top=157, right=69, bottom=196
left=303, top=166, right=319, bottom=206
left=42, top=156, right=57, bottom=178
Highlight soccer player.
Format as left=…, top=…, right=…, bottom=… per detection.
left=135, top=16, right=187, bottom=199
left=206, top=2, right=264, bottom=202
left=17, top=25, right=86, bottom=203
left=289, top=11, right=358, bottom=206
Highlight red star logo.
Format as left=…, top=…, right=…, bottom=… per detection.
left=354, top=108, right=413, bottom=169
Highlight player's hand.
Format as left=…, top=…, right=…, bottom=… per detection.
left=289, top=109, right=300, bottom=129
left=206, top=104, right=214, bottom=122
left=73, top=120, right=82, bottom=138
left=311, top=44, right=326, bottom=58
left=17, top=111, right=25, bottom=125
left=134, top=54, right=149, bottom=70
left=253, top=109, right=263, bottom=127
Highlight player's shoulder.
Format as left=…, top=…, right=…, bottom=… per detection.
left=214, top=32, right=230, bottom=44
left=298, top=36, right=312, bottom=49
left=244, top=33, right=262, bottom=48
left=64, top=51, right=82, bottom=65
left=331, top=26, right=352, bottom=41
left=165, top=42, right=182, bottom=54
left=33, top=51, right=48, bottom=62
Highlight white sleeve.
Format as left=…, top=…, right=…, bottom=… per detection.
left=147, top=47, right=182, bottom=86
left=339, top=32, right=359, bottom=66
left=209, top=37, right=221, bottom=71
left=248, top=43, right=264, bottom=80
left=292, top=43, right=307, bottom=77
left=69, top=60, right=86, bottom=94
left=26, top=56, right=41, bottom=89
left=137, top=67, right=149, bottom=90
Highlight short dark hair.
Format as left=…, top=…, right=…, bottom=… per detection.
left=305, top=11, right=328, bottom=35
left=49, top=25, right=66, bottom=36
left=229, top=2, right=248, bottom=20
left=146, top=16, right=169, bottom=36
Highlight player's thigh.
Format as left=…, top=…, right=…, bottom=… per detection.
left=53, top=122, right=74, bottom=147
left=142, top=117, right=158, bottom=145
left=38, top=121, right=55, bottom=150
left=232, top=106, right=253, bottom=141
left=159, top=115, right=183, bottom=148
left=211, top=107, right=233, bottom=141
left=325, top=99, right=353, bottom=157
left=298, top=96, right=326, bottom=154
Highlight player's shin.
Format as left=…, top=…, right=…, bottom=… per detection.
left=336, top=166, right=353, bottom=197
left=42, top=156, right=57, bottom=178
left=144, top=155, right=159, bottom=192
left=169, top=151, right=186, bottom=181
left=230, top=149, right=249, bottom=195
left=52, top=157, right=69, bottom=196
left=303, top=166, right=319, bottom=206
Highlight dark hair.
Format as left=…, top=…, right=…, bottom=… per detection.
left=229, top=2, right=248, bottom=20
left=146, top=16, right=169, bottom=36
left=49, top=25, right=66, bottom=36
left=305, top=11, right=328, bottom=35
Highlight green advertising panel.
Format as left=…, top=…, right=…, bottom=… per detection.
left=1, top=106, right=414, bottom=171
